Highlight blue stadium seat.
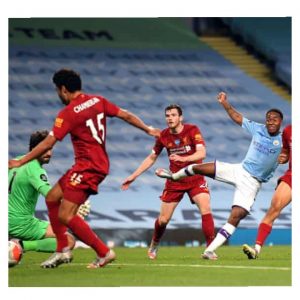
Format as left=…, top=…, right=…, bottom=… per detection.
left=223, top=17, right=291, bottom=87
left=9, top=46, right=291, bottom=231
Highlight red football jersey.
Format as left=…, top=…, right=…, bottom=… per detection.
left=282, top=124, right=292, bottom=171
left=153, top=123, right=206, bottom=183
left=52, top=93, right=120, bottom=175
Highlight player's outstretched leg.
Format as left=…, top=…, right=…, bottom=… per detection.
left=156, top=164, right=201, bottom=181
left=87, top=249, right=116, bottom=268
left=40, top=250, right=73, bottom=268
left=242, top=244, right=258, bottom=259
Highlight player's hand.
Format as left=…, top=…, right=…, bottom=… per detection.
left=147, top=126, right=161, bottom=138
left=278, top=153, right=289, bottom=164
left=121, top=175, right=136, bottom=190
left=9, top=159, right=22, bottom=169
left=77, top=200, right=91, bottom=219
left=217, top=92, right=227, bottom=104
left=169, top=154, right=187, bottom=162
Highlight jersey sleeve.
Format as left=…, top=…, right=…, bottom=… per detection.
left=52, top=109, right=72, bottom=141
left=152, top=137, right=164, bottom=155
left=27, top=162, right=52, bottom=197
left=103, top=97, right=120, bottom=117
left=242, top=117, right=261, bottom=135
left=190, top=126, right=205, bottom=147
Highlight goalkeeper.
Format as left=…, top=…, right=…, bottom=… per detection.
left=9, top=130, right=90, bottom=252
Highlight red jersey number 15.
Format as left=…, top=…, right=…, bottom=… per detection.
left=86, top=113, right=105, bottom=144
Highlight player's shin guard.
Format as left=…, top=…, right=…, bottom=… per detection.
left=202, top=213, right=215, bottom=246
left=152, top=218, right=167, bottom=243
left=68, top=215, right=109, bottom=257
left=46, top=201, right=69, bottom=252
left=255, top=223, right=272, bottom=248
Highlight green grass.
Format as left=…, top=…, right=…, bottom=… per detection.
left=9, top=246, right=291, bottom=287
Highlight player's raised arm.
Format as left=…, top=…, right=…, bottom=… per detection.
left=9, top=134, right=57, bottom=169
left=217, top=92, right=243, bottom=126
left=116, top=109, right=160, bottom=138
left=121, top=153, right=158, bottom=190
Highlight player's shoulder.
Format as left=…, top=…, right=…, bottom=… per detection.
left=243, top=117, right=264, bottom=130
left=85, top=93, right=109, bottom=102
left=184, top=123, right=198, bottom=129
left=29, top=159, right=42, bottom=167
left=11, top=158, right=41, bottom=177
left=284, top=124, right=292, bottom=133
left=184, top=123, right=200, bottom=131
left=283, top=124, right=292, bottom=139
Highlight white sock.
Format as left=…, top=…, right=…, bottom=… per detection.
left=205, top=223, right=236, bottom=252
left=254, top=244, right=261, bottom=254
left=173, top=164, right=196, bottom=180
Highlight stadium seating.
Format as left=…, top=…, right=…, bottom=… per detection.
left=222, top=17, right=291, bottom=88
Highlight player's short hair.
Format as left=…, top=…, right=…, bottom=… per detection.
left=29, top=130, right=49, bottom=150
left=266, top=108, right=283, bottom=120
left=165, top=104, right=183, bottom=116
left=52, top=68, right=82, bottom=92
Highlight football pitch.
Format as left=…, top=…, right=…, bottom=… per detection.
left=9, top=246, right=291, bottom=287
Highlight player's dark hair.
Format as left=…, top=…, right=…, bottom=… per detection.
left=266, top=108, right=283, bottom=120
left=52, top=68, right=82, bottom=92
left=29, top=130, right=49, bottom=150
left=165, top=104, right=183, bottom=116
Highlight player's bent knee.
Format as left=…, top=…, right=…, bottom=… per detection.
left=159, top=216, right=170, bottom=226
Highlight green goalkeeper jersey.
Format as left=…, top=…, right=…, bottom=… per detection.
left=8, top=156, right=51, bottom=220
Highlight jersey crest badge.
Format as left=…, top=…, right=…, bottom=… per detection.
left=174, top=139, right=181, bottom=146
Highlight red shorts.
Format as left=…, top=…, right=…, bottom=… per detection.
left=278, top=169, right=292, bottom=188
left=160, top=176, right=209, bottom=203
left=58, top=167, right=106, bottom=205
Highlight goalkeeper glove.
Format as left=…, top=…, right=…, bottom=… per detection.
left=77, top=200, right=91, bottom=219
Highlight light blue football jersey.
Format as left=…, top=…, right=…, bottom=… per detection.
left=241, top=117, right=282, bottom=182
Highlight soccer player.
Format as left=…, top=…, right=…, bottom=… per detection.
left=9, top=130, right=90, bottom=253
left=242, top=124, right=292, bottom=259
left=9, top=68, right=160, bottom=268
left=9, top=130, right=72, bottom=252
left=122, top=104, right=215, bottom=259
left=156, top=92, right=283, bottom=260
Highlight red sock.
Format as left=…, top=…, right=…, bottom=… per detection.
left=68, top=215, right=109, bottom=257
left=152, top=218, right=167, bottom=243
left=202, top=213, right=215, bottom=246
left=46, top=201, right=68, bottom=252
left=256, top=223, right=272, bottom=246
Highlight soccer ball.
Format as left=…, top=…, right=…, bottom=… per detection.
left=8, top=240, right=23, bottom=268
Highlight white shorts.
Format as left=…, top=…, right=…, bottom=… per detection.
left=215, top=161, right=261, bottom=212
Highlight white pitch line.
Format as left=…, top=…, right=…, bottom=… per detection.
left=52, top=262, right=291, bottom=271
left=114, top=263, right=291, bottom=271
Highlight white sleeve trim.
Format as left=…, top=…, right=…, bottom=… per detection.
left=195, top=144, right=204, bottom=150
